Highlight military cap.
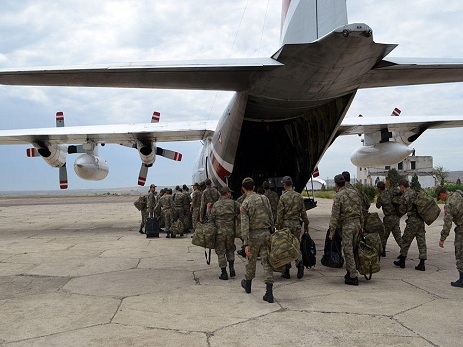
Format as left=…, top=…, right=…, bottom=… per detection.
left=219, top=186, right=233, bottom=194
left=193, top=182, right=199, bottom=187
left=398, top=178, right=409, bottom=187
left=242, top=177, right=254, bottom=185
left=149, top=184, right=156, bottom=188
left=205, top=178, right=212, bottom=185
left=262, top=181, right=270, bottom=188
left=281, top=176, right=293, bottom=185
left=334, top=174, right=345, bottom=184
left=182, top=184, right=188, bottom=190
left=435, top=186, right=447, bottom=200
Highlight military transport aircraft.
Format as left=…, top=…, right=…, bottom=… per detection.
left=2, top=0, right=463, bottom=193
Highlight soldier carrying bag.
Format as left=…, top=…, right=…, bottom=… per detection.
left=191, top=222, right=217, bottom=265
left=413, top=188, right=441, bottom=226
left=355, top=234, right=380, bottom=280
left=134, top=195, right=147, bottom=211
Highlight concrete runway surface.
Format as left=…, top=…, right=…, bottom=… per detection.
left=0, top=195, right=461, bottom=346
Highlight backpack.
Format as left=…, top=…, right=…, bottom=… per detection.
left=300, top=231, right=316, bottom=268
left=363, top=212, right=385, bottom=255
left=391, top=191, right=405, bottom=217
left=355, top=235, right=380, bottom=280
left=133, top=195, right=147, bottom=211
left=321, top=228, right=344, bottom=268
left=413, top=189, right=441, bottom=226
left=269, top=228, right=300, bottom=272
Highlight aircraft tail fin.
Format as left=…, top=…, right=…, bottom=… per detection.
left=280, top=0, right=348, bottom=45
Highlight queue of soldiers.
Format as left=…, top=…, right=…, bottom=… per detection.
left=134, top=170, right=463, bottom=304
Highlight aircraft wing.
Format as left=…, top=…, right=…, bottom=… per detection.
left=336, top=115, right=463, bottom=136
left=0, top=120, right=218, bottom=145
left=361, top=58, right=463, bottom=88
left=0, top=58, right=282, bottom=91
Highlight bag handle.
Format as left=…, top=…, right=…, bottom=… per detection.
left=202, top=227, right=213, bottom=265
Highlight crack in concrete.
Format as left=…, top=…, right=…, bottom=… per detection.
left=192, top=271, right=201, bottom=285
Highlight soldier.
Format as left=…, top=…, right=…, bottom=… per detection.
left=236, top=188, right=247, bottom=257
left=376, top=181, right=402, bottom=257
left=394, top=178, right=427, bottom=271
left=147, top=184, right=157, bottom=218
left=436, top=186, right=463, bottom=287
left=190, top=183, right=202, bottom=230
left=210, top=186, right=241, bottom=280
left=182, top=184, right=192, bottom=231
left=262, top=181, right=279, bottom=223
left=240, top=177, right=275, bottom=303
left=135, top=190, right=149, bottom=234
left=276, top=175, right=309, bottom=279
left=342, top=171, right=370, bottom=225
left=172, top=186, right=184, bottom=224
left=155, top=188, right=175, bottom=238
left=200, top=178, right=220, bottom=223
left=329, top=174, right=363, bottom=286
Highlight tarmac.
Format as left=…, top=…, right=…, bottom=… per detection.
left=0, top=195, right=461, bottom=346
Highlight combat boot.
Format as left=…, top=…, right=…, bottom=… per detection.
left=394, top=255, right=406, bottom=268
left=219, top=267, right=228, bottom=280
left=415, top=259, right=425, bottom=271
left=171, top=233, right=176, bottom=239
left=345, top=276, right=359, bottom=286
left=139, top=227, right=145, bottom=234
left=241, top=279, right=251, bottom=293
left=263, top=283, right=274, bottom=303
left=281, top=268, right=290, bottom=279
left=451, top=272, right=463, bottom=287
left=344, top=271, right=350, bottom=281
left=228, top=261, right=236, bottom=278
left=166, top=232, right=171, bottom=238
left=297, top=262, right=305, bottom=279
left=381, top=245, right=386, bottom=257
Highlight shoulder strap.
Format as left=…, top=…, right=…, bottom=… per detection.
left=260, top=195, right=274, bottom=229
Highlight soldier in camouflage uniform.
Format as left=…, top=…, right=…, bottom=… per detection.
left=342, top=171, right=370, bottom=226
left=190, top=183, right=202, bottom=230
left=182, top=184, right=192, bottom=230
left=329, top=174, right=363, bottom=286
left=211, top=186, right=241, bottom=280
left=236, top=189, right=248, bottom=257
left=276, top=175, right=309, bottom=279
left=394, top=179, right=427, bottom=271
left=436, top=186, right=463, bottom=287
left=135, top=190, right=149, bottom=234
left=263, top=181, right=279, bottom=223
left=240, top=177, right=275, bottom=303
left=147, top=184, right=157, bottom=218
left=200, top=178, right=220, bottom=223
left=155, top=188, right=175, bottom=238
left=172, top=186, right=184, bottom=224
left=376, top=181, right=402, bottom=257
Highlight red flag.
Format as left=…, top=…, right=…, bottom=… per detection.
left=312, top=166, right=319, bottom=178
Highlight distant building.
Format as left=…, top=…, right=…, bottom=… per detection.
left=447, top=171, right=463, bottom=184
left=357, top=155, right=436, bottom=188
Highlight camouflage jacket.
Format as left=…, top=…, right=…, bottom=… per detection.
left=376, top=189, right=396, bottom=216
left=241, top=191, right=273, bottom=245
left=182, top=190, right=192, bottom=209
left=276, top=189, right=309, bottom=229
left=200, top=186, right=220, bottom=217
left=172, top=191, right=184, bottom=208
left=264, top=189, right=279, bottom=219
left=236, top=194, right=247, bottom=204
left=191, top=190, right=202, bottom=209
left=211, top=196, right=241, bottom=233
left=329, top=186, right=363, bottom=235
left=441, top=190, right=463, bottom=241
left=147, top=191, right=157, bottom=210
left=346, top=182, right=370, bottom=216
left=399, top=187, right=419, bottom=218
left=155, top=193, right=173, bottom=213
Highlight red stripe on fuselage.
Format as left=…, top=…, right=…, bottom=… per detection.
left=210, top=151, right=231, bottom=183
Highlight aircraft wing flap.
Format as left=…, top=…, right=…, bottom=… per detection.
left=337, top=115, right=463, bottom=136
left=0, top=120, right=218, bottom=145
left=0, top=58, right=282, bottom=91
left=360, top=58, right=463, bottom=88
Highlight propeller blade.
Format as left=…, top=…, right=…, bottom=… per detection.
left=59, top=163, right=68, bottom=189
left=56, top=111, right=65, bottom=127
left=151, top=111, right=160, bottom=123
left=26, top=148, right=40, bottom=157
left=156, top=147, right=182, bottom=161
left=138, top=164, right=148, bottom=186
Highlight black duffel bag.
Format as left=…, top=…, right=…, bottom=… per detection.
left=321, top=228, right=344, bottom=268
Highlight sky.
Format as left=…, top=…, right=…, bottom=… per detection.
left=1, top=0, right=463, bottom=191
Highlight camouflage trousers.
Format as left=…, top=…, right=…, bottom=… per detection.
left=215, top=230, right=236, bottom=268
left=282, top=220, right=303, bottom=266
left=400, top=216, right=426, bottom=260
left=454, top=227, right=463, bottom=272
left=173, top=207, right=183, bottom=223
left=162, top=209, right=173, bottom=231
left=245, top=229, right=274, bottom=284
left=383, top=214, right=402, bottom=249
left=341, top=220, right=361, bottom=278
left=140, top=209, right=148, bottom=228
left=192, top=208, right=200, bottom=230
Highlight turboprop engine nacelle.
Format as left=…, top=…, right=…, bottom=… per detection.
left=34, top=143, right=67, bottom=167
left=74, top=154, right=109, bottom=181
left=350, top=142, right=414, bottom=167
left=137, top=140, right=155, bottom=166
